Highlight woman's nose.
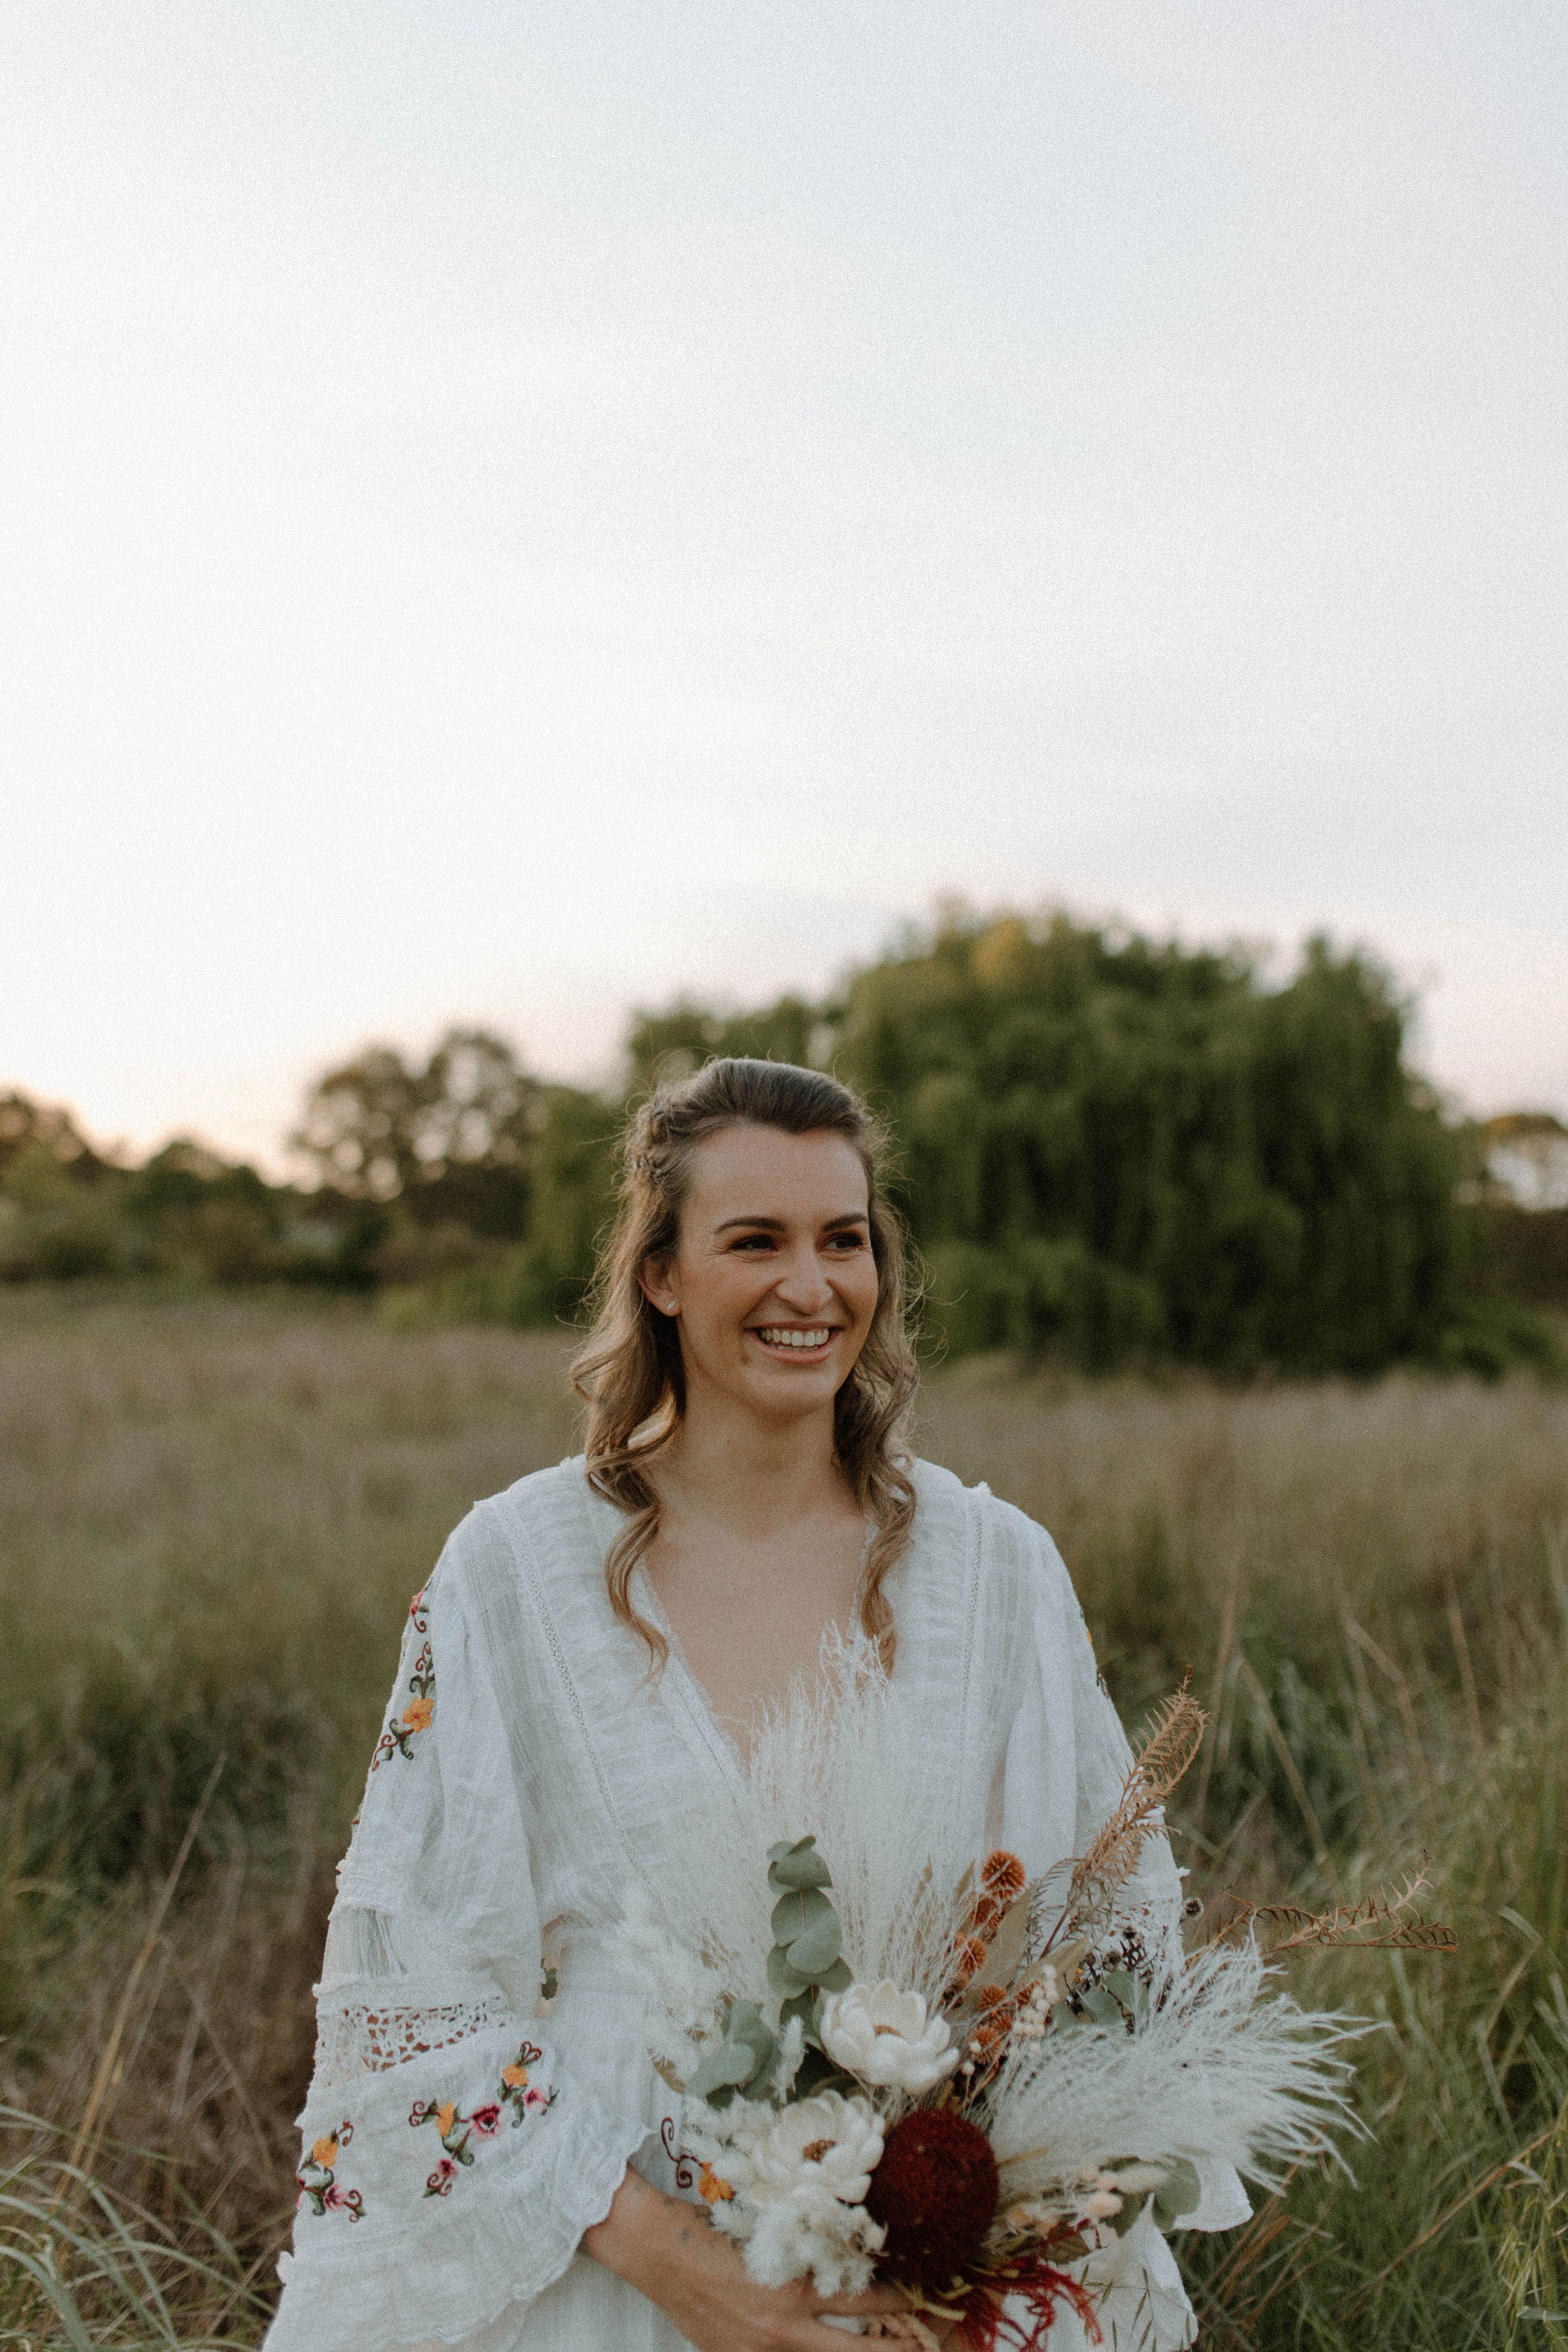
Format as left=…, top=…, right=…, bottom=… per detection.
left=771, top=1246, right=833, bottom=1311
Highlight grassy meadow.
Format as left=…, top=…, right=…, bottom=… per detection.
left=3, top=1288, right=1565, bottom=2345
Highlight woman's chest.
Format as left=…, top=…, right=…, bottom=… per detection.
left=497, top=1488, right=1009, bottom=1917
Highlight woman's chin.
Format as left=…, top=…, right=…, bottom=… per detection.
left=735, top=1362, right=842, bottom=1418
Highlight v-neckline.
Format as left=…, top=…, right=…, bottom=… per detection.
left=630, top=1561, right=750, bottom=1795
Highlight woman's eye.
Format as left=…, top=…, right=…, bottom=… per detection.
left=729, top=1233, right=775, bottom=1251
left=826, top=1232, right=866, bottom=1250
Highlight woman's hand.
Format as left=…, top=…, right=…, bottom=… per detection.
left=585, top=2166, right=937, bottom=2349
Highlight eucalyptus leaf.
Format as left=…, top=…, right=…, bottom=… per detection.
left=1152, top=2156, right=1203, bottom=2228
left=1108, top=2191, right=1148, bottom=2238
left=685, top=2041, right=764, bottom=2100
left=767, top=1943, right=815, bottom=1999
left=767, top=1838, right=834, bottom=1891
left=779, top=1987, right=821, bottom=2043
left=727, top=2002, right=779, bottom=2068
left=816, top=1955, right=851, bottom=1993
left=783, top=1909, right=843, bottom=1978
left=1080, top=1986, right=1123, bottom=2025
left=1050, top=2001, right=1082, bottom=2032
left=771, top=1886, right=834, bottom=1945
left=1102, top=1970, right=1137, bottom=2007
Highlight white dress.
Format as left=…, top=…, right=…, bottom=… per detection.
left=265, top=1456, right=1244, bottom=2352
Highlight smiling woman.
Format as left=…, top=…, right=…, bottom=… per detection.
left=571, top=1062, right=918, bottom=1710
left=265, top=1061, right=1243, bottom=2352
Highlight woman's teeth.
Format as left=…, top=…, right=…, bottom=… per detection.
left=756, top=1326, right=832, bottom=1349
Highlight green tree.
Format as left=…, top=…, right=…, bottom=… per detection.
left=291, top=1029, right=541, bottom=1237
left=622, top=912, right=1523, bottom=1375
left=826, top=913, right=1478, bottom=1373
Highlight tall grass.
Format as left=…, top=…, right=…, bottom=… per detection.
left=3, top=1293, right=1565, bottom=2345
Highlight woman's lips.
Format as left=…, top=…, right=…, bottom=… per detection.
left=749, top=1324, right=837, bottom=1356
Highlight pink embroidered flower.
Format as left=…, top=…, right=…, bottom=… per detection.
left=469, top=2103, right=504, bottom=2138
left=322, top=2183, right=359, bottom=2213
left=523, top=2085, right=550, bottom=2112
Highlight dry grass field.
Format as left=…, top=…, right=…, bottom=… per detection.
left=3, top=1289, right=1566, bottom=2346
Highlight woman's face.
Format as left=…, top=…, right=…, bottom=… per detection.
left=642, top=1122, right=881, bottom=1426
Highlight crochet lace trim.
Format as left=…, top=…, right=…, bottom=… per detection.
left=313, top=1991, right=514, bottom=2090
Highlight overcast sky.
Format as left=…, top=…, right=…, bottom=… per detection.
left=3, top=0, right=1564, bottom=1168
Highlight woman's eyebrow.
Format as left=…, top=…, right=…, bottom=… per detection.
left=711, top=1210, right=870, bottom=1234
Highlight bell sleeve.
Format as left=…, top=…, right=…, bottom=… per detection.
left=265, top=1532, right=661, bottom=2352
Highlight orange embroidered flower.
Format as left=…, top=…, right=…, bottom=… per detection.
left=435, top=2102, right=458, bottom=2138
left=311, top=2134, right=339, bottom=2170
left=401, top=1695, right=434, bottom=1734
left=501, top=2061, right=531, bottom=2089
left=698, top=2161, right=736, bottom=2204
left=981, top=1850, right=1027, bottom=1903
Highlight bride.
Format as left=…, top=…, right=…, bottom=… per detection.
left=266, top=1058, right=1243, bottom=2351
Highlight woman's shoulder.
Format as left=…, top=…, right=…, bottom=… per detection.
left=909, top=1455, right=1056, bottom=1548
left=427, top=1456, right=606, bottom=1609
left=908, top=1456, right=1073, bottom=1601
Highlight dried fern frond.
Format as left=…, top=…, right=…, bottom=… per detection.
left=1135, top=1675, right=1209, bottom=1801
left=1045, top=1676, right=1209, bottom=1948
left=1198, top=1865, right=1458, bottom=1957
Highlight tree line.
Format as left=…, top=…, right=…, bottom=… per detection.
left=3, top=912, right=1562, bottom=1374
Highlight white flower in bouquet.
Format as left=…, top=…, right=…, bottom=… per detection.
left=680, top=2091, right=889, bottom=2295
left=747, top=2180, right=886, bottom=2295
left=818, top=1981, right=960, bottom=2094
left=746, top=2090, right=884, bottom=2206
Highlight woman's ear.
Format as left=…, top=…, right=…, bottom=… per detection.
left=639, top=1257, right=679, bottom=1317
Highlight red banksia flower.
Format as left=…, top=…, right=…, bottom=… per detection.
left=864, top=2108, right=1000, bottom=2289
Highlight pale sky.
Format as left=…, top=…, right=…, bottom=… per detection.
left=3, top=1, right=1565, bottom=1170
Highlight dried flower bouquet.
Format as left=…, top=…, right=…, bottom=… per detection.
left=611, top=1652, right=1449, bottom=2348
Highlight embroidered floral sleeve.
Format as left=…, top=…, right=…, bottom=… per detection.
left=264, top=1535, right=661, bottom=2352
left=296, top=2122, right=364, bottom=2221
left=368, top=1588, right=434, bottom=1769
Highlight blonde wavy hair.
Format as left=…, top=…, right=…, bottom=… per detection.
left=570, top=1058, right=921, bottom=1671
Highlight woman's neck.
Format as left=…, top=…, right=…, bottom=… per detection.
left=651, top=1386, right=849, bottom=1539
